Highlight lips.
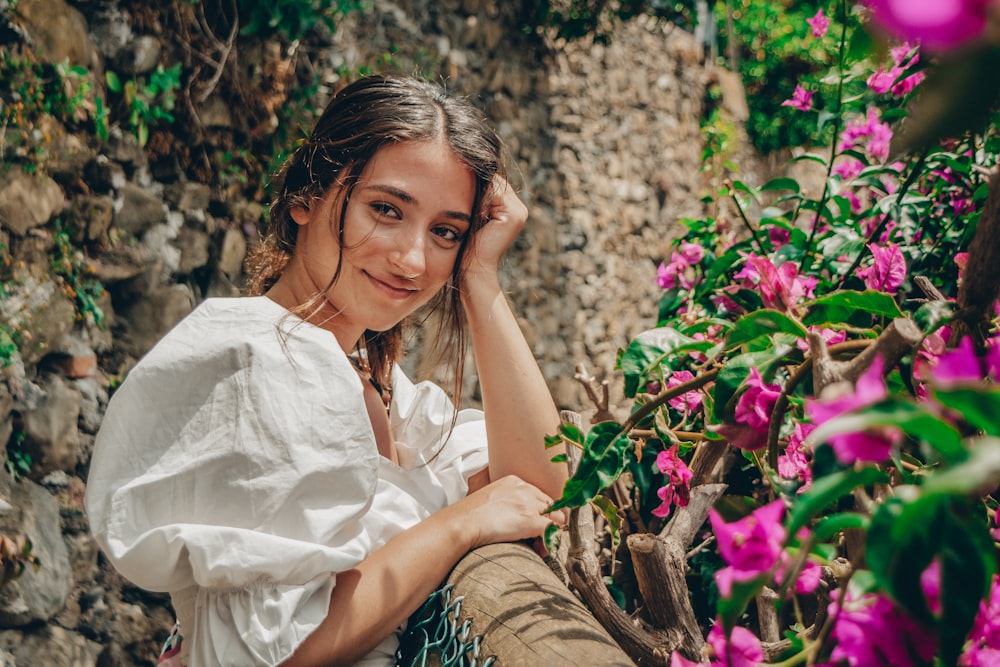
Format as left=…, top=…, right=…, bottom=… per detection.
left=364, top=271, right=419, bottom=300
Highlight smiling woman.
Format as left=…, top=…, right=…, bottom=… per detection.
left=84, top=75, right=568, bottom=667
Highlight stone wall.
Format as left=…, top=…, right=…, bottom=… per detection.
left=0, top=0, right=744, bottom=663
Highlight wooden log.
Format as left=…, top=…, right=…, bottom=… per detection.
left=447, top=542, right=636, bottom=666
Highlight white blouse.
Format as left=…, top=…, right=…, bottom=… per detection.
left=85, top=296, right=489, bottom=666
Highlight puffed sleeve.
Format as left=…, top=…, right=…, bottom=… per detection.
left=389, top=367, right=489, bottom=504
left=85, top=299, right=380, bottom=665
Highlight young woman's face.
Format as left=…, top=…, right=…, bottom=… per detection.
left=286, top=139, right=476, bottom=349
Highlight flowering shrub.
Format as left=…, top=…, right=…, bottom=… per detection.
left=548, top=2, right=1000, bottom=665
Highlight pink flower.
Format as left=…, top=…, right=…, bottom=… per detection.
left=807, top=9, right=831, bottom=37
left=893, top=70, right=926, bottom=96
left=864, top=0, right=992, bottom=52
left=781, top=85, right=815, bottom=111
left=856, top=242, right=907, bottom=293
left=666, top=370, right=704, bottom=412
left=868, top=67, right=898, bottom=94
left=735, top=368, right=782, bottom=432
left=839, top=107, right=894, bottom=162
left=733, top=253, right=817, bottom=312
left=679, top=241, right=705, bottom=264
left=930, top=335, right=1000, bottom=385
left=778, top=423, right=816, bottom=491
left=828, top=587, right=937, bottom=666
left=707, top=624, right=764, bottom=667
left=921, top=560, right=942, bottom=616
left=657, top=260, right=679, bottom=289
left=651, top=444, right=693, bottom=519
left=961, top=575, right=1000, bottom=666
left=710, top=500, right=786, bottom=596
left=807, top=356, right=901, bottom=463
left=833, top=157, right=864, bottom=180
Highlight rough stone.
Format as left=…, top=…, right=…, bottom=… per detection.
left=19, top=372, right=83, bottom=475
left=0, top=172, right=65, bottom=236
left=119, top=284, right=194, bottom=357
left=15, top=0, right=98, bottom=68
left=12, top=624, right=102, bottom=666
left=113, top=183, right=168, bottom=236
left=0, top=476, right=72, bottom=627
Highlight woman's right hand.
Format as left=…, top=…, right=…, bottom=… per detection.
left=452, top=475, right=566, bottom=550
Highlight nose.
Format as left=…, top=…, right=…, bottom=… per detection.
left=391, top=228, right=425, bottom=277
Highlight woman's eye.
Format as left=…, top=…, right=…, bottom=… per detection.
left=370, top=202, right=400, bottom=219
left=432, top=227, right=464, bottom=243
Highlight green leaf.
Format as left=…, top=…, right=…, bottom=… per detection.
left=717, top=576, right=766, bottom=632
left=759, top=177, right=800, bottom=194
left=105, top=70, right=121, bottom=93
left=933, top=388, right=1000, bottom=436
left=591, top=496, right=622, bottom=563
left=802, top=290, right=904, bottom=325
left=544, top=522, right=560, bottom=555
left=617, top=328, right=695, bottom=398
left=549, top=422, right=631, bottom=511
left=725, top=309, right=808, bottom=350
left=921, top=436, right=1000, bottom=496
left=913, top=299, right=956, bottom=334
left=809, top=398, right=966, bottom=463
left=787, top=466, right=888, bottom=537
left=810, top=512, right=870, bottom=545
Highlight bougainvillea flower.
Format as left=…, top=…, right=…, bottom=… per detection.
left=868, top=67, right=898, bottom=94
left=735, top=368, right=782, bottom=432
left=833, top=157, right=865, bottom=180
left=666, top=370, right=704, bottom=412
left=733, top=253, right=817, bottom=312
left=828, top=587, right=937, bottom=666
left=781, top=85, right=815, bottom=111
left=710, top=500, right=786, bottom=595
left=864, top=0, right=992, bottom=52
left=807, top=356, right=902, bottom=463
left=930, top=334, right=1000, bottom=385
left=808, top=9, right=831, bottom=37
left=778, top=422, right=816, bottom=491
left=961, top=575, right=1000, bottom=666
left=707, top=624, right=765, bottom=667
left=651, top=443, right=693, bottom=519
left=856, top=242, right=907, bottom=293
left=839, top=107, right=894, bottom=161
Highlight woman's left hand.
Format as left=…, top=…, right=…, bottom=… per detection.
left=462, top=176, right=527, bottom=280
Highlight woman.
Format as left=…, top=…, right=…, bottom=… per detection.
left=85, top=74, right=568, bottom=666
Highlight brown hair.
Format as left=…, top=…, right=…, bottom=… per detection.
left=245, top=74, right=504, bottom=402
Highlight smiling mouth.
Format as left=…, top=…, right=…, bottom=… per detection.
left=365, top=272, right=418, bottom=299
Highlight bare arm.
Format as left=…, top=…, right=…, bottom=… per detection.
left=460, top=179, right=568, bottom=500
left=282, top=475, right=562, bottom=667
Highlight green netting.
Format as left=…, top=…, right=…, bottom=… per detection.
left=395, top=583, right=495, bottom=667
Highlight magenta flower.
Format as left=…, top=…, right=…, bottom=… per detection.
left=657, top=260, right=679, bottom=289
left=781, top=85, right=815, bottom=111
left=707, top=624, right=764, bottom=667
left=735, top=368, right=782, bottom=432
left=839, top=107, right=894, bottom=162
left=778, top=423, right=816, bottom=491
left=807, top=8, right=831, bottom=37
left=833, top=157, right=864, bottom=180
left=807, top=356, right=902, bottom=464
left=651, top=443, right=693, bottom=519
left=710, top=500, right=786, bottom=596
left=856, top=242, right=907, bottom=293
left=961, top=575, right=1000, bottom=666
left=733, top=253, right=817, bottom=312
left=868, top=67, right=898, bottom=94
left=666, top=370, right=704, bottom=413
left=828, top=587, right=937, bottom=666
left=679, top=241, right=705, bottom=264
left=930, top=334, right=1000, bottom=385
left=864, top=0, right=992, bottom=52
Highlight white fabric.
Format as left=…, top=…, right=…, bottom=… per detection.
left=85, top=296, right=488, bottom=666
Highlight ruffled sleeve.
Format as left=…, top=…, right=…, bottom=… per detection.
left=389, top=367, right=489, bottom=505
left=85, top=298, right=380, bottom=665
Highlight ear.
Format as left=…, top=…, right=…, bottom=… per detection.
left=290, top=206, right=311, bottom=226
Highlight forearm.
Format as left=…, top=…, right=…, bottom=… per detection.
left=283, top=504, right=472, bottom=667
left=462, top=275, right=567, bottom=499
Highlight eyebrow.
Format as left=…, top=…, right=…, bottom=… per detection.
left=363, top=184, right=472, bottom=224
